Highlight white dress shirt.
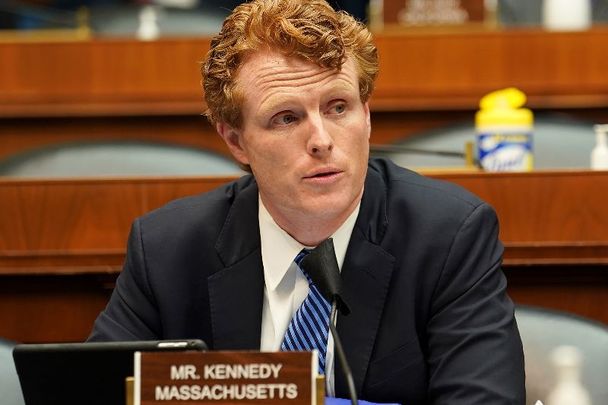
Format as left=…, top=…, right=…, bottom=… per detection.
left=258, top=196, right=360, bottom=396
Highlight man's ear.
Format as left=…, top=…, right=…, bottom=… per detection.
left=216, top=122, right=250, bottom=165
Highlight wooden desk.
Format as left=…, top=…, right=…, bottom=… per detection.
left=2, top=28, right=608, bottom=115
left=2, top=29, right=608, bottom=162
left=1, top=170, right=607, bottom=342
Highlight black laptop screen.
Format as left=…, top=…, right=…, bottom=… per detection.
left=13, top=340, right=206, bottom=405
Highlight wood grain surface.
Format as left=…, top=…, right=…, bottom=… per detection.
left=2, top=29, right=608, bottom=342
left=1, top=172, right=607, bottom=342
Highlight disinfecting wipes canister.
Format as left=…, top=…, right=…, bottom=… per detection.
left=476, top=88, right=534, bottom=172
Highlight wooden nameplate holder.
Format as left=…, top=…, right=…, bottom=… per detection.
left=130, top=351, right=323, bottom=404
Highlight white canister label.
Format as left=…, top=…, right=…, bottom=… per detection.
left=477, top=132, right=533, bottom=172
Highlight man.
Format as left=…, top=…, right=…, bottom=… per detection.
left=89, top=0, right=525, bottom=403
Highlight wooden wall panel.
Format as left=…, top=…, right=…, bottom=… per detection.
left=506, top=266, right=608, bottom=328
left=2, top=29, right=608, bottom=117
left=2, top=30, right=608, bottom=167
left=439, top=170, right=608, bottom=264
left=2, top=28, right=608, bottom=342
left=0, top=39, right=209, bottom=115
left=0, top=275, right=114, bottom=342
left=1, top=172, right=607, bottom=342
left=0, top=177, right=232, bottom=276
left=2, top=171, right=608, bottom=273
left=0, top=116, right=226, bottom=163
left=373, top=28, right=608, bottom=110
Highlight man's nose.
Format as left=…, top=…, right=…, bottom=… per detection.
left=306, top=114, right=333, bottom=156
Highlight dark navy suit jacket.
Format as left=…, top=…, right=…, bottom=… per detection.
left=89, top=158, right=525, bottom=404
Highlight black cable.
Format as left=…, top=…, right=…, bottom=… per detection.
left=370, top=143, right=483, bottom=169
left=370, top=144, right=466, bottom=158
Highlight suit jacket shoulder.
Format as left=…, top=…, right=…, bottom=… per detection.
left=88, top=174, right=263, bottom=344
left=139, top=174, right=256, bottom=241
left=359, top=158, right=488, bottom=247
left=340, top=158, right=524, bottom=404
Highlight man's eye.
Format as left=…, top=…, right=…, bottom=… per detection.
left=330, top=103, right=346, bottom=114
left=281, top=114, right=297, bottom=124
left=272, top=113, right=297, bottom=126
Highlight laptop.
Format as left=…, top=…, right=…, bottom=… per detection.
left=13, top=340, right=207, bottom=405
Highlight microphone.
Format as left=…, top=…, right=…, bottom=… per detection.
left=301, top=238, right=358, bottom=405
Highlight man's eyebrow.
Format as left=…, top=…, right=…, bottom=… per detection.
left=257, top=95, right=297, bottom=117
left=326, top=85, right=356, bottom=97
left=325, top=74, right=359, bottom=94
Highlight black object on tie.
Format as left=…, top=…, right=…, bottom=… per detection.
left=280, top=249, right=332, bottom=374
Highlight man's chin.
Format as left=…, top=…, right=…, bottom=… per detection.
left=301, top=198, right=358, bottom=221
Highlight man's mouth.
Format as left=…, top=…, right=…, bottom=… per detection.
left=303, top=168, right=343, bottom=183
left=307, top=171, right=338, bottom=178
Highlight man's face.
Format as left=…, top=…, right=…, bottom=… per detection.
left=218, top=50, right=371, bottom=234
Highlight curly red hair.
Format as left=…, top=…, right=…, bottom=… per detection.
left=201, top=0, right=379, bottom=129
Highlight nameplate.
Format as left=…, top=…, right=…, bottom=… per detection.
left=133, top=351, right=318, bottom=404
left=384, top=0, right=485, bottom=25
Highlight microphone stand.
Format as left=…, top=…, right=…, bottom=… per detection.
left=301, top=238, right=358, bottom=405
left=329, top=301, right=358, bottom=405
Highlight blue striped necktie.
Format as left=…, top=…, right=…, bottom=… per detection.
left=281, top=249, right=332, bottom=374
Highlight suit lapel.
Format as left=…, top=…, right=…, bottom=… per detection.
left=335, top=165, right=396, bottom=397
left=208, top=179, right=265, bottom=350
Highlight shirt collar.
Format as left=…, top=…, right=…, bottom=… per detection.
left=259, top=196, right=361, bottom=291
